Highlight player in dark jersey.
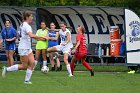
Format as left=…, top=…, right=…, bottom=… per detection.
left=70, top=25, right=94, bottom=76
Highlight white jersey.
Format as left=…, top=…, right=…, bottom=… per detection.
left=18, top=22, right=32, bottom=49
left=59, top=28, right=73, bottom=48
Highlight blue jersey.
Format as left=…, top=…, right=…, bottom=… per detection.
left=48, top=30, right=58, bottom=48
left=1, top=26, right=17, bottom=45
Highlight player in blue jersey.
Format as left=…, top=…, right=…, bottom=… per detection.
left=1, top=20, right=17, bottom=66
left=48, top=22, right=60, bottom=71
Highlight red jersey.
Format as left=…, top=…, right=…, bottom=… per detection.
left=76, top=34, right=87, bottom=53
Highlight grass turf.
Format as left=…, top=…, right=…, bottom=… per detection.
left=0, top=70, right=140, bottom=93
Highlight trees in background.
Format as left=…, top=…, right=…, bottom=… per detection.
left=0, top=0, right=139, bottom=15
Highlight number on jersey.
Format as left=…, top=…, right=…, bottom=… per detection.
left=60, top=35, right=66, bottom=41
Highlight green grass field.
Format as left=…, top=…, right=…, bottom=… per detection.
left=0, top=70, right=140, bottom=93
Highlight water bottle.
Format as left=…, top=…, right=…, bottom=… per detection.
left=106, top=47, right=109, bottom=56
left=102, top=49, right=104, bottom=56
left=98, top=44, right=101, bottom=58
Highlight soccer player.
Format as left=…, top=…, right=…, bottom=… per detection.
left=2, top=11, right=46, bottom=84
left=46, top=21, right=73, bottom=77
left=34, top=21, right=48, bottom=69
left=48, top=22, right=60, bottom=71
left=70, top=25, right=94, bottom=76
left=1, top=20, right=17, bottom=66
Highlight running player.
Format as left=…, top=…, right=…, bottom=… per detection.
left=70, top=25, right=94, bottom=76
left=34, top=21, right=48, bottom=69
left=2, top=11, right=46, bottom=84
left=1, top=20, right=17, bottom=66
left=46, top=21, right=73, bottom=77
left=48, top=22, right=60, bottom=71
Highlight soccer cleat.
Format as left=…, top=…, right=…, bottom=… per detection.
left=2, top=66, right=7, bottom=78
left=90, top=70, right=94, bottom=76
left=69, top=74, right=73, bottom=77
left=56, top=67, right=60, bottom=72
left=128, top=70, right=135, bottom=74
left=24, top=81, right=32, bottom=84
left=51, top=67, right=55, bottom=71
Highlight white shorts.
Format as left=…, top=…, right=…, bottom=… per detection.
left=55, top=45, right=71, bottom=54
left=18, top=49, right=32, bottom=56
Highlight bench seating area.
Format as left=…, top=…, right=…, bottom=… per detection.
left=0, top=42, right=126, bottom=66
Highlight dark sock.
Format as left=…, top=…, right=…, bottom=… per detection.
left=60, top=65, right=62, bottom=71
left=90, top=70, right=94, bottom=76
left=56, top=67, right=60, bottom=71
left=51, top=67, right=55, bottom=71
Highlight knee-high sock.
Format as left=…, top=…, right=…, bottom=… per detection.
left=7, top=64, right=18, bottom=71
left=25, top=69, right=33, bottom=81
left=70, top=63, right=75, bottom=75
left=66, top=64, right=72, bottom=75
left=82, top=61, right=92, bottom=71
left=43, top=61, right=47, bottom=66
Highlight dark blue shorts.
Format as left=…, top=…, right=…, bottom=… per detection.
left=48, top=41, right=58, bottom=48
left=48, top=43, right=58, bottom=48
left=5, top=43, right=15, bottom=50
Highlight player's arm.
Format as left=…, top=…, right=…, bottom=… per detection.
left=1, top=31, right=4, bottom=43
left=73, top=40, right=80, bottom=50
left=6, top=29, right=17, bottom=42
left=48, top=32, right=59, bottom=40
left=47, top=28, right=60, bottom=32
left=72, top=35, right=80, bottom=53
left=71, top=40, right=80, bottom=54
left=28, top=32, right=46, bottom=40
left=0, top=39, right=3, bottom=44
left=12, top=28, right=17, bottom=41
left=6, top=37, right=16, bottom=42
left=7, top=28, right=17, bottom=41
left=35, top=30, right=47, bottom=41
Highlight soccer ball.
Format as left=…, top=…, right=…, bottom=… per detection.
left=41, top=66, right=49, bottom=73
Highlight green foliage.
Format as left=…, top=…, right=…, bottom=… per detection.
left=0, top=0, right=140, bottom=15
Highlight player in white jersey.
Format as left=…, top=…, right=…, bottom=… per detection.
left=2, top=11, right=46, bottom=84
left=46, top=22, right=73, bottom=77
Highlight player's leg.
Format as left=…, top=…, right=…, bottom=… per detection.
left=42, top=49, right=47, bottom=67
left=63, top=52, right=73, bottom=76
left=18, top=56, right=29, bottom=70
left=34, top=49, right=41, bottom=69
left=70, top=56, right=77, bottom=75
left=56, top=56, right=61, bottom=71
left=8, top=50, right=14, bottom=66
left=24, top=51, right=35, bottom=84
left=49, top=53, right=55, bottom=71
left=6, top=50, right=29, bottom=71
left=8, top=44, right=15, bottom=66
left=2, top=53, right=28, bottom=78
left=53, top=52, right=61, bottom=71
left=47, top=46, right=58, bottom=52
left=81, top=57, right=94, bottom=76
left=5, top=50, right=10, bottom=66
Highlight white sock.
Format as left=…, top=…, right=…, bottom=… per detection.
left=33, top=60, right=38, bottom=70
left=25, top=69, right=33, bottom=81
left=43, top=61, right=47, bottom=66
left=7, top=64, right=18, bottom=71
left=66, top=64, right=72, bottom=75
